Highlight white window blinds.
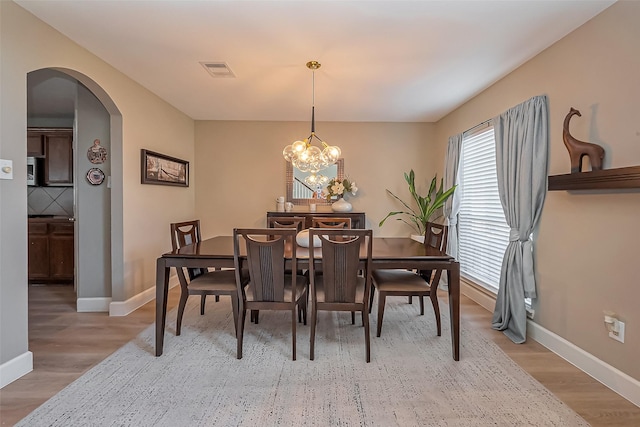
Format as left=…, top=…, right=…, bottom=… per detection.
left=458, top=127, right=510, bottom=293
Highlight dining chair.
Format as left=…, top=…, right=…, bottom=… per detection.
left=233, top=228, right=308, bottom=360
left=268, top=216, right=305, bottom=232
left=170, top=220, right=248, bottom=335
left=311, top=217, right=351, bottom=229
left=310, top=216, right=355, bottom=321
left=308, top=228, right=373, bottom=362
left=369, top=222, right=448, bottom=337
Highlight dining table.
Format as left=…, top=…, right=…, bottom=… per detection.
left=155, top=235, right=460, bottom=360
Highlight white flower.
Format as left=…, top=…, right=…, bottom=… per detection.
left=332, top=182, right=345, bottom=195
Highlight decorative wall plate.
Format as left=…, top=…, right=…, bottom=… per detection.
left=87, top=139, right=107, bottom=164
left=86, top=168, right=105, bottom=185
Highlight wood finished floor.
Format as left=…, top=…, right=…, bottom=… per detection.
left=1, top=284, right=639, bottom=426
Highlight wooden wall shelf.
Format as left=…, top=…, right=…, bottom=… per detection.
left=548, top=166, right=640, bottom=191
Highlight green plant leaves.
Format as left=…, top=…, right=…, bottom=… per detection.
left=380, top=170, right=457, bottom=235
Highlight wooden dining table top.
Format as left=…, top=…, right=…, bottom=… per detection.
left=162, top=235, right=455, bottom=262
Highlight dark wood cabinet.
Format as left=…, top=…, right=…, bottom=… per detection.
left=28, top=128, right=73, bottom=186
left=28, top=222, right=49, bottom=280
left=28, top=218, right=74, bottom=283
left=266, top=211, right=366, bottom=229
left=27, top=133, right=44, bottom=157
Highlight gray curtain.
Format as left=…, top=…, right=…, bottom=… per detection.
left=443, top=133, right=463, bottom=258
left=491, top=95, right=549, bottom=343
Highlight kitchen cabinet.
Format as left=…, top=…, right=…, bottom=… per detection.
left=27, top=128, right=73, bottom=186
left=28, top=218, right=74, bottom=283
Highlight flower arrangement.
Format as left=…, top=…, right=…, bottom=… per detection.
left=322, top=177, right=358, bottom=201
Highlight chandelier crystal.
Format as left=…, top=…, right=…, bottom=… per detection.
left=282, top=61, right=341, bottom=174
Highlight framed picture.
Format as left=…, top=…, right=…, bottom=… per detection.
left=141, top=149, right=189, bottom=187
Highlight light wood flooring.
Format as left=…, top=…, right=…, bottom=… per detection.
left=1, top=284, right=639, bottom=426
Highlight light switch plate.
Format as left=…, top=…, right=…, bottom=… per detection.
left=0, top=159, right=13, bottom=180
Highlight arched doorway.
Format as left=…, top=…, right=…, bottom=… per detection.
left=27, top=67, right=123, bottom=311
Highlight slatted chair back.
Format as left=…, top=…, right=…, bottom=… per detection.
left=311, top=217, right=352, bottom=229
left=237, top=229, right=297, bottom=303
left=268, top=216, right=305, bottom=233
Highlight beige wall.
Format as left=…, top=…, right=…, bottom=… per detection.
left=0, top=2, right=194, bottom=367
left=435, top=1, right=640, bottom=379
left=194, top=121, right=437, bottom=238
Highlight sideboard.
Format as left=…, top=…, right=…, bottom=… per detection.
left=266, top=211, right=366, bottom=229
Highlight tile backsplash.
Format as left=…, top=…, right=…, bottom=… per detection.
left=28, top=187, right=74, bottom=216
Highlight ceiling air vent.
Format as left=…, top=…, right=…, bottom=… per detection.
left=200, top=62, right=235, bottom=78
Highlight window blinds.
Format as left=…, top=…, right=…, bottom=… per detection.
left=458, top=127, right=510, bottom=293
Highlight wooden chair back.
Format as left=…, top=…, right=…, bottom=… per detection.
left=233, top=228, right=298, bottom=303
left=420, top=222, right=449, bottom=284
left=170, top=220, right=206, bottom=279
left=309, top=228, right=372, bottom=305
left=268, top=216, right=305, bottom=232
left=424, top=222, right=448, bottom=251
left=311, top=217, right=352, bottom=229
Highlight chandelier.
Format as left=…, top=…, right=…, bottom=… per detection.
left=282, top=61, right=341, bottom=174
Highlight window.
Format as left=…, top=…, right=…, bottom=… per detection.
left=458, top=126, right=510, bottom=293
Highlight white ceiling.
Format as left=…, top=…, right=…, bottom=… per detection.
left=16, top=0, right=615, bottom=123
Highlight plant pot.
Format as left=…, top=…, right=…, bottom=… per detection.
left=331, top=197, right=352, bottom=212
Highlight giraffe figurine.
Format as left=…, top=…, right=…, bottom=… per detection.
left=563, top=107, right=605, bottom=173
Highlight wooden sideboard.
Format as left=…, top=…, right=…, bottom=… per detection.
left=266, top=211, right=366, bottom=229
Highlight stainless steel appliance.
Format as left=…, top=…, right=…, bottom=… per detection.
left=27, top=156, right=40, bottom=186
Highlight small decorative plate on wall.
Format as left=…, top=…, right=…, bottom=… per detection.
left=87, top=139, right=107, bottom=164
left=86, top=168, right=105, bottom=185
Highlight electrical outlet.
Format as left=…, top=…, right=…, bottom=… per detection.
left=609, top=320, right=625, bottom=343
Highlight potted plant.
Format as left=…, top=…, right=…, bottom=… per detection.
left=379, top=170, right=456, bottom=239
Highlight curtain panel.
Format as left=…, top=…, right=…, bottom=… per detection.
left=443, top=133, right=463, bottom=259
left=491, top=95, right=549, bottom=343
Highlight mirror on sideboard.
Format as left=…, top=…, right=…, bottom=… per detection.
left=286, top=159, right=344, bottom=205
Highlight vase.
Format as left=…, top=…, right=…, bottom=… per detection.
left=331, top=197, right=352, bottom=212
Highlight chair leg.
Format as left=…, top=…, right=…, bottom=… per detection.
left=310, top=304, right=317, bottom=360
left=291, top=308, right=297, bottom=361
left=230, top=295, right=239, bottom=335
left=429, top=291, right=442, bottom=337
left=376, top=293, right=386, bottom=337
left=369, top=285, right=375, bottom=314
left=351, top=311, right=355, bottom=325
left=200, top=294, right=206, bottom=315
left=408, top=295, right=413, bottom=304
left=363, top=308, right=371, bottom=363
left=237, top=307, right=246, bottom=359
left=176, top=290, right=189, bottom=336
left=419, top=295, right=425, bottom=315
left=215, top=295, right=220, bottom=302
left=300, top=296, right=307, bottom=325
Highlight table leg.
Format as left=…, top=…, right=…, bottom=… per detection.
left=447, top=262, right=460, bottom=361
left=155, top=257, right=169, bottom=356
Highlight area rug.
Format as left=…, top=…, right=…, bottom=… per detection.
left=16, top=297, right=588, bottom=426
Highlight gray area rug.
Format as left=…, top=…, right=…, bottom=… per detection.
left=17, top=297, right=589, bottom=426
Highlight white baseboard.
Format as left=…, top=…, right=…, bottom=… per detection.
left=461, top=278, right=495, bottom=312
left=77, top=297, right=112, bottom=312
left=461, top=284, right=640, bottom=408
left=0, top=351, right=33, bottom=389
left=109, top=275, right=179, bottom=317
left=527, top=321, right=640, bottom=407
